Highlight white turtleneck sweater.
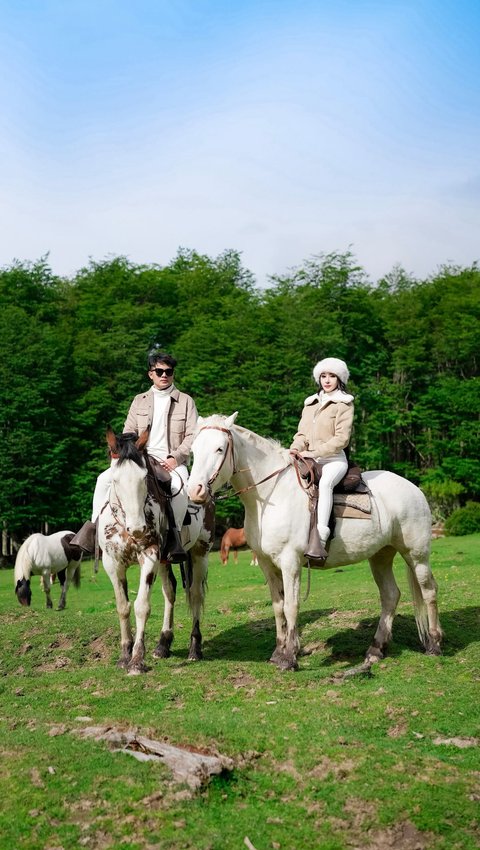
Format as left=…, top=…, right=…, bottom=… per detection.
left=147, top=385, right=175, bottom=461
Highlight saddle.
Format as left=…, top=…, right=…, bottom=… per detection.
left=290, top=451, right=369, bottom=566
left=291, top=451, right=364, bottom=494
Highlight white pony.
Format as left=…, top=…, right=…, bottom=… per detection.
left=99, top=429, right=214, bottom=675
left=188, top=413, right=442, bottom=673
left=14, top=531, right=82, bottom=610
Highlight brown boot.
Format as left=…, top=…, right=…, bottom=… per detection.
left=70, top=521, right=96, bottom=554
left=162, top=500, right=187, bottom=563
left=304, top=524, right=328, bottom=564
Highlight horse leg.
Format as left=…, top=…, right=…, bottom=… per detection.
left=233, top=548, right=238, bottom=566
left=276, top=553, right=301, bottom=671
left=402, top=549, right=443, bottom=655
left=152, top=563, right=177, bottom=659
left=365, top=547, right=401, bottom=664
left=102, top=555, right=133, bottom=669
left=257, top=555, right=289, bottom=666
left=41, top=571, right=53, bottom=609
left=57, top=567, right=68, bottom=610
left=128, top=555, right=158, bottom=675
left=186, top=547, right=209, bottom=661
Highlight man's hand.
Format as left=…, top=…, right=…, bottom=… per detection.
left=162, top=457, right=178, bottom=471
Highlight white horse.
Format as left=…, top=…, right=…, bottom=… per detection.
left=99, top=429, right=214, bottom=675
left=14, top=531, right=82, bottom=610
left=187, top=413, right=442, bottom=673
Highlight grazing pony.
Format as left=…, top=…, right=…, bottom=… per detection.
left=220, top=527, right=257, bottom=566
left=188, top=413, right=442, bottom=674
left=99, top=429, right=214, bottom=674
left=14, top=531, right=82, bottom=609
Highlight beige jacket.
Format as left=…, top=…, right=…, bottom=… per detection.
left=290, top=389, right=354, bottom=459
left=123, top=386, right=198, bottom=466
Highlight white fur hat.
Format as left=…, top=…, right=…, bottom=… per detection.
left=313, top=357, right=349, bottom=386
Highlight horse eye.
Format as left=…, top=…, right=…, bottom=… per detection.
left=216, top=447, right=224, bottom=454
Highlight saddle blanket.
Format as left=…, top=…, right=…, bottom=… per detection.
left=333, top=491, right=371, bottom=520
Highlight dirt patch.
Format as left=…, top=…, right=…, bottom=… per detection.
left=300, top=640, right=327, bottom=656
left=357, top=819, right=434, bottom=850
left=433, top=736, right=478, bottom=748
left=228, top=672, right=258, bottom=689
left=36, top=656, right=71, bottom=672
left=309, top=755, right=358, bottom=780
left=88, top=634, right=114, bottom=661
left=49, top=637, right=74, bottom=651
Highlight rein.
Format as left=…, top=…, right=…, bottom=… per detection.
left=198, top=425, right=290, bottom=499
left=109, top=481, right=150, bottom=545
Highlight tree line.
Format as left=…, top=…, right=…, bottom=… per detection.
left=0, top=249, right=478, bottom=547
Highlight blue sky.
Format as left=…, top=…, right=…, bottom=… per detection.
left=1, top=0, right=479, bottom=284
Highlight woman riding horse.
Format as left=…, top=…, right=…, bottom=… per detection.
left=290, top=357, right=354, bottom=564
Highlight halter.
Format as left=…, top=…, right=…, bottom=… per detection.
left=197, top=425, right=290, bottom=498
left=199, top=426, right=238, bottom=487
left=108, top=480, right=149, bottom=544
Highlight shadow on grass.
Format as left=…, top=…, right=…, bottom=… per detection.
left=322, top=605, right=480, bottom=665
left=171, top=605, right=480, bottom=665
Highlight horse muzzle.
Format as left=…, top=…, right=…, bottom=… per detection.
left=187, top=482, right=208, bottom=503
left=16, top=579, right=32, bottom=607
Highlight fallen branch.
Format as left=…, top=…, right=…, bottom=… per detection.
left=76, top=725, right=234, bottom=789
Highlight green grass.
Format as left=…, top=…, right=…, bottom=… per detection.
left=1, top=535, right=479, bottom=850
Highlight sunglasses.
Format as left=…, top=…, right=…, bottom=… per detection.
left=152, top=367, right=174, bottom=377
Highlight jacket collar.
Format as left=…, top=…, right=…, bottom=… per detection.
left=304, top=389, right=354, bottom=407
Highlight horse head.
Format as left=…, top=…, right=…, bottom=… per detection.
left=15, top=578, right=32, bottom=606
left=107, top=428, right=150, bottom=539
left=188, top=412, right=238, bottom=503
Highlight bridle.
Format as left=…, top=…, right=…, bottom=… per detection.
left=197, top=425, right=290, bottom=499
left=199, top=426, right=237, bottom=488
left=108, top=468, right=152, bottom=547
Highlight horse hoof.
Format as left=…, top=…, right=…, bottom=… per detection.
left=127, top=663, right=149, bottom=675
left=187, top=650, right=203, bottom=661
left=152, top=645, right=171, bottom=659
left=274, top=656, right=298, bottom=672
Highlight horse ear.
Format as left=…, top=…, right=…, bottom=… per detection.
left=106, top=427, right=117, bottom=454
left=224, top=412, right=238, bottom=428
left=136, top=428, right=150, bottom=451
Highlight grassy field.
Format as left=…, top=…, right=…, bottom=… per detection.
left=1, top=535, right=479, bottom=850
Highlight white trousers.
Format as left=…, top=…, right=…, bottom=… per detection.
left=92, top=460, right=188, bottom=529
left=315, top=453, right=348, bottom=542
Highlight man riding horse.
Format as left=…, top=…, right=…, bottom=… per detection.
left=72, top=347, right=198, bottom=562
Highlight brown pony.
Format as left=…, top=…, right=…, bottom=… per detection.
left=220, top=527, right=257, bottom=566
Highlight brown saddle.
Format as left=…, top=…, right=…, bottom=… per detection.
left=290, top=451, right=369, bottom=566
left=290, top=451, right=366, bottom=495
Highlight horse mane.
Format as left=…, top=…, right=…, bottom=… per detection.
left=197, top=415, right=289, bottom=459
left=115, top=432, right=146, bottom=468
left=234, top=424, right=286, bottom=455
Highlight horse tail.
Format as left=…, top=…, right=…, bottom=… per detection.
left=14, top=539, right=34, bottom=582
left=406, top=567, right=429, bottom=647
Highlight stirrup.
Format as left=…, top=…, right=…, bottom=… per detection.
left=162, top=527, right=187, bottom=563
